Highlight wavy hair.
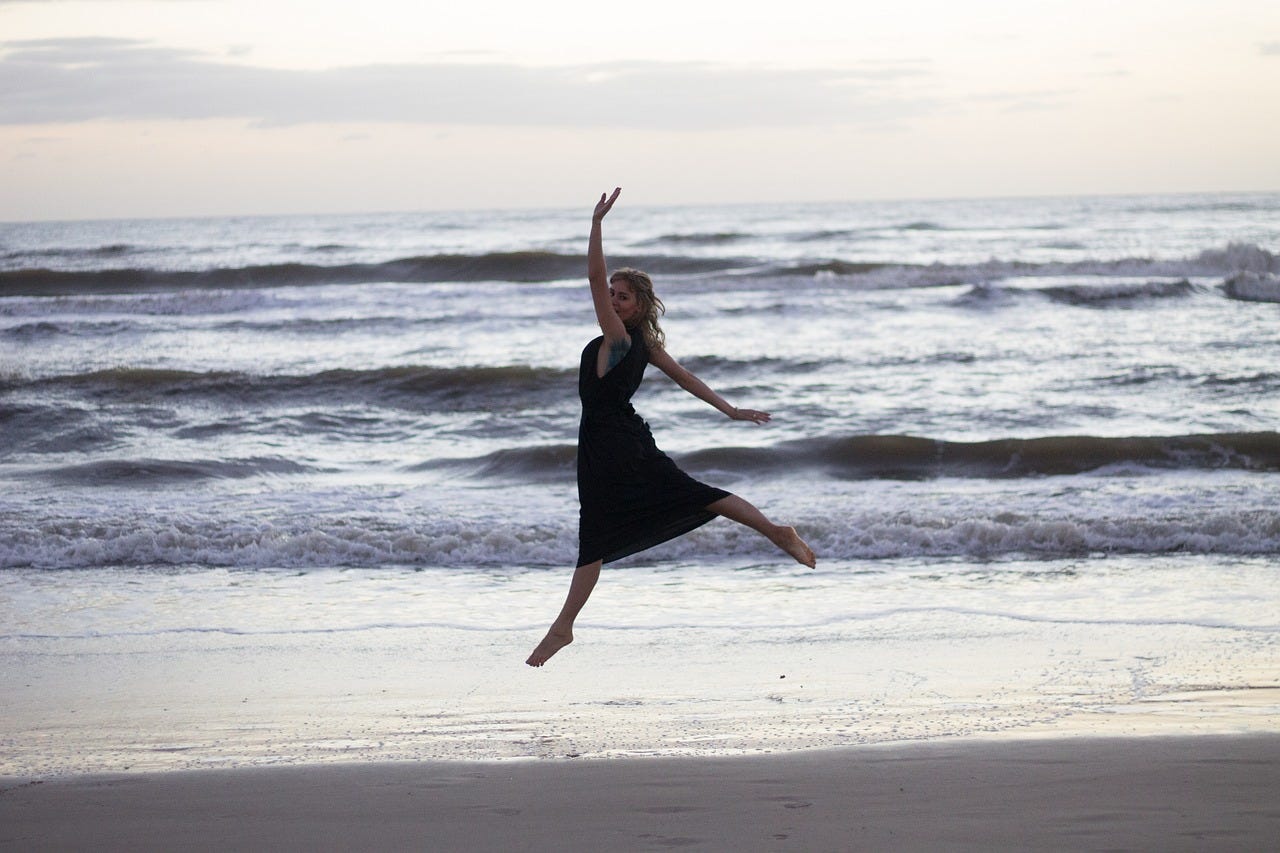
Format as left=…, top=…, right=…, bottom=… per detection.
left=610, top=267, right=666, bottom=349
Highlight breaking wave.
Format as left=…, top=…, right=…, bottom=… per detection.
left=0, top=252, right=738, bottom=295
left=32, top=456, right=322, bottom=486
left=3, top=242, right=1275, bottom=297
left=1223, top=271, right=1280, bottom=304
left=2, top=363, right=574, bottom=410
left=5, top=502, right=1279, bottom=569
left=411, top=432, right=1280, bottom=483
left=1036, top=279, right=1197, bottom=305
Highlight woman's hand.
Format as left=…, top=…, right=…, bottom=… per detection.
left=730, top=407, right=772, bottom=425
left=593, top=187, right=621, bottom=221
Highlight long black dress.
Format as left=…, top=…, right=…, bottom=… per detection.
left=576, top=327, right=730, bottom=567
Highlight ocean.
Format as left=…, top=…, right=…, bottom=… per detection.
left=2, top=192, right=1278, bottom=774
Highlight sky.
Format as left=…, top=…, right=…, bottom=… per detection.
left=1, top=0, right=1278, bottom=220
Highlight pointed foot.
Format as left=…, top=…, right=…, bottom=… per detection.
left=774, top=526, right=816, bottom=568
left=526, top=628, right=573, bottom=667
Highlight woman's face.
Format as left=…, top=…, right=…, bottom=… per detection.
left=610, top=279, right=640, bottom=325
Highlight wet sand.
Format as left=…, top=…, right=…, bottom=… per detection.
left=3, top=735, right=1278, bottom=851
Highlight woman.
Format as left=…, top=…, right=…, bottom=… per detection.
left=526, top=188, right=815, bottom=667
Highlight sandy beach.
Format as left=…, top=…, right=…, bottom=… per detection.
left=3, top=735, right=1278, bottom=851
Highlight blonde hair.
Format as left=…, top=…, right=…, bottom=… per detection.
left=610, top=267, right=666, bottom=349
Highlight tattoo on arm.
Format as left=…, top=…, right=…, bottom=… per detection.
left=606, top=338, right=631, bottom=371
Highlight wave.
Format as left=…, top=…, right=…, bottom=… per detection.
left=0, top=288, right=283, bottom=318
left=0, top=404, right=120, bottom=455
left=1029, top=279, right=1196, bottom=305
left=952, top=277, right=1215, bottom=308
left=30, top=456, right=321, bottom=486
left=786, top=222, right=1064, bottom=242
left=0, top=511, right=567, bottom=569
left=749, top=241, right=1280, bottom=289
left=0, top=251, right=740, bottom=295
left=2, top=364, right=575, bottom=410
left=637, top=232, right=752, bottom=246
left=681, top=354, right=825, bottom=375
left=5, top=241, right=1276, bottom=298
left=410, top=444, right=577, bottom=481
left=869, top=351, right=977, bottom=368
left=792, top=228, right=866, bottom=242
left=953, top=279, right=1198, bottom=307
left=1, top=318, right=145, bottom=339
left=1, top=243, right=137, bottom=264
left=614, top=221, right=981, bottom=249
left=1223, top=271, right=1280, bottom=304
left=5, top=502, right=1279, bottom=569
left=429, top=432, right=1280, bottom=483
left=803, top=508, right=1280, bottom=560
left=762, top=260, right=888, bottom=278
left=789, top=221, right=945, bottom=240
left=707, top=432, right=1280, bottom=479
left=1194, top=242, right=1280, bottom=274
left=1123, top=198, right=1280, bottom=215
left=25, top=427, right=1267, bottom=489
left=1197, top=371, right=1280, bottom=389
left=211, top=316, right=420, bottom=335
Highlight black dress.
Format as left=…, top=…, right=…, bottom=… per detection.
left=576, top=327, right=730, bottom=567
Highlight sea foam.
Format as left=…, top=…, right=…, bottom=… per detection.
left=1223, top=271, right=1280, bottom=303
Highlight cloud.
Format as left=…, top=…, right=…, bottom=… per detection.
left=0, top=38, right=936, bottom=130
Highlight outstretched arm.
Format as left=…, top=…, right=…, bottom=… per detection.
left=588, top=189, right=628, bottom=358
left=648, top=345, right=772, bottom=424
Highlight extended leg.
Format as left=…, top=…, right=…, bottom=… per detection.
left=526, top=559, right=602, bottom=667
left=707, top=494, right=816, bottom=568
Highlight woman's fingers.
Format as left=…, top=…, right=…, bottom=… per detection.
left=595, top=187, right=621, bottom=215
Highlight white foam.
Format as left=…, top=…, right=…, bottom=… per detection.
left=1223, top=271, right=1280, bottom=304
left=5, top=501, right=1279, bottom=570
left=0, top=288, right=281, bottom=318
left=1197, top=242, right=1280, bottom=274
left=776, top=241, right=1280, bottom=293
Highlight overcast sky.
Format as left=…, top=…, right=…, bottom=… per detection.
left=2, top=0, right=1278, bottom=220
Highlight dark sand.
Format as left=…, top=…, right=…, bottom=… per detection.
left=3, top=736, right=1278, bottom=851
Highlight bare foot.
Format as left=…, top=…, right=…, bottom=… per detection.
left=526, top=627, right=573, bottom=667
left=772, top=526, right=816, bottom=568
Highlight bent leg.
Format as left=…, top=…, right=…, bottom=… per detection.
left=706, top=494, right=816, bottom=568
left=526, top=559, right=602, bottom=667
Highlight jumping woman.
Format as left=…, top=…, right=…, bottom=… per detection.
left=526, top=188, right=816, bottom=667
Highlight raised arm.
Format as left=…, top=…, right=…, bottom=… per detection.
left=648, top=345, right=772, bottom=424
left=589, top=188, right=628, bottom=352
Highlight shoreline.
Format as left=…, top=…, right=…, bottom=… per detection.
left=5, top=557, right=1277, bottom=778
left=4, top=734, right=1278, bottom=851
